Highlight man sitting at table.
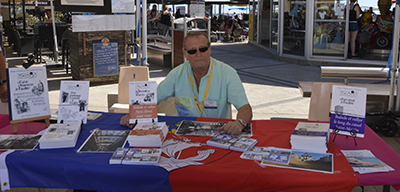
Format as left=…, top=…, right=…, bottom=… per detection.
left=121, top=31, right=252, bottom=135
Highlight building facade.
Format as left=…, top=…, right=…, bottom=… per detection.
left=248, top=0, right=394, bottom=66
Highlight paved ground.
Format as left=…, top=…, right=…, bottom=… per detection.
left=4, top=40, right=400, bottom=192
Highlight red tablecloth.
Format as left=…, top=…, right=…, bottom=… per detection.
left=167, top=118, right=357, bottom=192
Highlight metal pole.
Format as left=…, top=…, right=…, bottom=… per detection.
left=136, top=0, right=141, bottom=65
left=142, top=0, right=148, bottom=66
left=22, top=0, right=26, bottom=32
left=393, top=3, right=400, bottom=111
left=50, top=0, right=58, bottom=62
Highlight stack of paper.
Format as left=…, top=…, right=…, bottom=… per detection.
left=290, top=122, right=330, bottom=153
left=341, top=149, right=394, bottom=174
left=127, top=122, right=168, bottom=147
left=39, top=123, right=82, bottom=149
left=206, top=133, right=257, bottom=152
left=121, top=148, right=162, bottom=165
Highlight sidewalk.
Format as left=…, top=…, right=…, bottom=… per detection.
left=4, top=41, right=400, bottom=192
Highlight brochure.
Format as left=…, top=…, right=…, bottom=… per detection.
left=341, top=149, right=394, bottom=174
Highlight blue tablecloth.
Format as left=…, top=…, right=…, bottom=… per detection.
left=6, top=112, right=196, bottom=191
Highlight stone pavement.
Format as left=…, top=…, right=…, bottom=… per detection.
left=4, top=41, right=400, bottom=192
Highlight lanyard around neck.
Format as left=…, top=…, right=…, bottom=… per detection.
left=189, top=59, right=214, bottom=117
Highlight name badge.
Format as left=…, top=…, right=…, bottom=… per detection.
left=204, top=101, right=217, bottom=109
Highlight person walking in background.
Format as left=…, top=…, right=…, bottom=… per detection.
left=348, top=0, right=361, bottom=59
left=175, top=8, right=183, bottom=19
left=149, top=4, right=173, bottom=36
left=0, top=49, right=7, bottom=103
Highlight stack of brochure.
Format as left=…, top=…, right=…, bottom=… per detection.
left=39, top=123, right=82, bottom=149
left=127, top=122, right=168, bottom=148
left=290, top=122, right=330, bottom=153
left=341, top=149, right=394, bottom=174
left=206, top=133, right=257, bottom=152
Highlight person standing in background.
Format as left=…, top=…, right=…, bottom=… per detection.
left=348, top=0, right=361, bottom=59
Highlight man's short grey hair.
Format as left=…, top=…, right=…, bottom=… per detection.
left=183, top=31, right=210, bottom=50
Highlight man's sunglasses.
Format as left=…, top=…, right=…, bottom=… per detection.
left=185, top=46, right=209, bottom=55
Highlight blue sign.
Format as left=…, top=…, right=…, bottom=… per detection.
left=330, top=113, right=365, bottom=137
left=93, top=39, right=118, bottom=76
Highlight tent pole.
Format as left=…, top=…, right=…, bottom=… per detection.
left=393, top=3, right=400, bottom=111
left=22, top=0, right=26, bottom=32
left=142, top=0, right=147, bottom=66
left=50, top=0, right=58, bottom=62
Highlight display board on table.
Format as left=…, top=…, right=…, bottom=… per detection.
left=329, top=85, right=367, bottom=138
left=128, top=81, right=158, bottom=124
left=93, top=38, right=118, bottom=76
left=6, top=66, right=50, bottom=132
left=57, top=80, right=90, bottom=124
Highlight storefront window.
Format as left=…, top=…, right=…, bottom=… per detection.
left=312, top=0, right=346, bottom=57
left=283, top=0, right=306, bottom=56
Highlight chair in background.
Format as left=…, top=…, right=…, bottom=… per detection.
left=109, top=66, right=150, bottom=113
left=308, top=82, right=343, bottom=121
left=12, top=29, right=35, bottom=57
left=38, top=24, right=55, bottom=63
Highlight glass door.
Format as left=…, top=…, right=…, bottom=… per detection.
left=260, top=0, right=270, bottom=48
left=271, top=0, right=279, bottom=51
left=312, top=0, right=346, bottom=58
left=283, top=0, right=307, bottom=56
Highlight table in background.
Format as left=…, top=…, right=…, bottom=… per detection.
left=0, top=113, right=399, bottom=192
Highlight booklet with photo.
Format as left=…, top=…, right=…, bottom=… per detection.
left=109, top=148, right=130, bottom=164
left=121, top=148, right=162, bottom=165
left=176, top=120, right=252, bottom=137
left=341, top=149, right=394, bottom=174
left=260, top=147, right=334, bottom=174
left=57, top=81, right=90, bottom=124
left=206, top=133, right=257, bottom=152
left=0, top=134, right=41, bottom=150
left=128, top=81, right=158, bottom=124
left=77, top=129, right=130, bottom=153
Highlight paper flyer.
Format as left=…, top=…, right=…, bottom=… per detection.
left=57, top=81, right=90, bottom=124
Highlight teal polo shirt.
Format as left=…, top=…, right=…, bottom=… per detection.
left=157, top=57, right=249, bottom=119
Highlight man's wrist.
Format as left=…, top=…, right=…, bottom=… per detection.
left=236, top=118, right=247, bottom=129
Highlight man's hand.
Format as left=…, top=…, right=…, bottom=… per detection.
left=120, top=114, right=135, bottom=128
left=217, top=120, right=244, bottom=135
left=0, top=83, right=7, bottom=103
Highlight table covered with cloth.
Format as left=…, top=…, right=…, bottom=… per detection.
left=0, top=112, right=398, bottom=191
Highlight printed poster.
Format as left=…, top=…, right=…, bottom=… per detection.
left=128, top=81, right=157, bottom=124
left=7, top=66, right=50, bottom=121
left=57, top=81, right=90, bottom=124
left=112, top=0, right=135, bottom=13
left=329, top=85, right=367, bottom=138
